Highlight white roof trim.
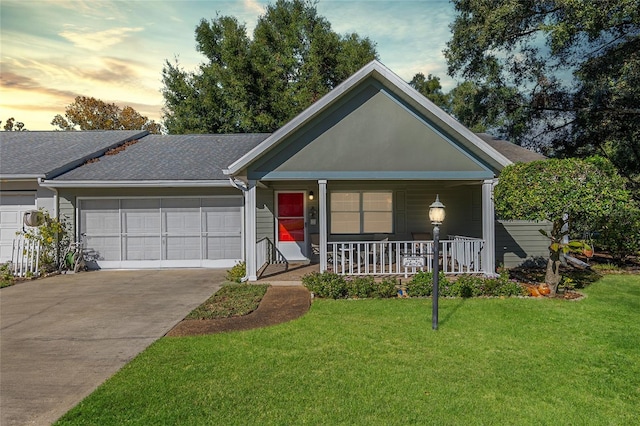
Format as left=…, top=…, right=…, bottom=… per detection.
left=225, top=60, right=511, bottom=176
left=39, top=180, right=233, bottom=188
left=0, top=174, right=44, bottom=180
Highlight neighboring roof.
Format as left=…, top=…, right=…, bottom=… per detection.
left=49, top=134, right=271, bottom=184
left=0, top=130, right=147, bottom=179
left=475, top=133, right=546, bottom=163
left=225, top=60, right=512, bottom=178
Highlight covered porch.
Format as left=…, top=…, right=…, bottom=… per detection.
left=245, top=178, right=497, bottom=280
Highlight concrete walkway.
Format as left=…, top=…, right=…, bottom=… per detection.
left=0, top=269, right=224, bottom=426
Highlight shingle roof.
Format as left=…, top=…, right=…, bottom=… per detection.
left=53, top=134, right=271, bottom=181
left=0, top=130, right=147, bottom=178
left=475, top=133, right=546, bottom=163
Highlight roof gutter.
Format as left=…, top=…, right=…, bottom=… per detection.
left=38, top=180, right=234, bottom=188
left=0, top=174, right=45, bottom=180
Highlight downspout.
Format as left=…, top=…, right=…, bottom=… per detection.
left=38, top=177, right=58, bottom=218
left=228, top=177, right=248, bottom=191
left=228, top=177, right=250, bottom=281
left=38, top=177, right=61, bottom=267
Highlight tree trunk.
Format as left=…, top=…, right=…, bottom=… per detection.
left=545, top=257, right=562, bottom=296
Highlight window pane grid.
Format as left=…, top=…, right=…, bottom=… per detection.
left=331, top=191, right=392, bottom=234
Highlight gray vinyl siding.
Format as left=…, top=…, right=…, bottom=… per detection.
left=403, top=183, right=482, bottom=240
left=256, top=188, right=274, bottom=242
left=496, top=220, right=552, bottom=268
left=58, top=192, right=75, bottom=233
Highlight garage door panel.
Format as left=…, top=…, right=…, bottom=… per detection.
left=1, top=211, right=21, bottom=226
left=206, top=236, right=241, bottom=260
left=0, top=193, right=36, bottom=262
left=81, top=199, right=120, bottom=233
left=85, top=236, right=120, bottom=261
left=121, top=199, right=160, bottom=234
left=163, top=198, right=201, bottom=234
left=1, top=228, right=19, bottom=240
left=164, top=211, right=200, bottom=233
left=123, top=236, right=160, bottom=260
left=165, top=236, right=200, bottom=260
left=205, top=211, right=241, bottom=234
left=122, top=214, right=160, bottom=234
left=81, top=197, right=242, bottom=268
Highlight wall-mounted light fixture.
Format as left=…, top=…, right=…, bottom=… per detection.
left=308, top=191, right=314, bottom=201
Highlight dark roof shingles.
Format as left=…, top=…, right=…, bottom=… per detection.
left=0, top=130, right=146, bottom=177
left=54, top=134, right=271, bottom=181
left=475, top=133, right=546, bottom=163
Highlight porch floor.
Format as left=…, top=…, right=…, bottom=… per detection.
left=256, top=263, right=319, bottom=284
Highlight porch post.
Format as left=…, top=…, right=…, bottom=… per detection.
left=319, top=180, right=328, bottom=272
left=482, top=179, right=497, bottom=276
left=245, top=179, right=258, bottom=281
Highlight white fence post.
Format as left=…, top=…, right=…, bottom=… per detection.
left=11, top=235, right=41, bottom=278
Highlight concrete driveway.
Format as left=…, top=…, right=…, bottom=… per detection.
left=0, top=269, right=224, bottom=426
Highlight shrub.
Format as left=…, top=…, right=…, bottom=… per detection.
left=593, top=203, right=640, bottom=260
left=479, top=271, right=527, bottom=297
left=448, top=275, right=483, bottom=298
left=1, top=262, right=15, bottom=288
left=226, top=261, right=246, bottom=283
left=374, top=277, right=400, bottom=298
left=406, top=271, right=448, bottom=297
left=21, top=210, right=71, bottom=273
left=346, top=276, right=375, bottom=298
left=302, top=271, right=347, bottom=299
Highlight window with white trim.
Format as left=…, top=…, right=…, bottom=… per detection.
left=330, top=191, right=393, bottom=234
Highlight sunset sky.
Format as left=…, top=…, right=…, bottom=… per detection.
left=0, top=0, right=456, bottom=130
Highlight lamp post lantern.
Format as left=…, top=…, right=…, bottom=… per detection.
left=429, top=195, right=445, bottom=330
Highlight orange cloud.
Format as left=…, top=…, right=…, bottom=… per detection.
left=0, top=71, right=78, bottom=99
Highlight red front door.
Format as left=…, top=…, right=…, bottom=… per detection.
left=276, top=192, right=307, bottom=260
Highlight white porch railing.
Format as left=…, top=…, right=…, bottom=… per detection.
left=11, top=235, right=41, bottom=278
left=327, top=236, right=483, bottom=276
left=256, top=237, right=288, bottom=272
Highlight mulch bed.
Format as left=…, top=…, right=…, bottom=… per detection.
left=166, top=286, right=311, bottom=337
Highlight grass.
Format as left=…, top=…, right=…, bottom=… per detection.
left=56, top=275, right=640, bottom=425
left=185, top=283, right=269, bottom=319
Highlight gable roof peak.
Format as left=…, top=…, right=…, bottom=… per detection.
left=225, top=61, right=512, bottom=176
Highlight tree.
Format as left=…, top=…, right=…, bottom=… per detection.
left=494, top=157, right=633, bottom=294
left=161, top=0, right=377, bottom=134
left=445, top=0, right=640, bottom=195
left=51, top=96, right=162, bottom=133
left=409, top=73, right=451, bottom=111
left=2, top=117, right=27, bottom=131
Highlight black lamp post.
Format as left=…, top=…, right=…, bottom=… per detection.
left=429, top=194, right=445, bottom=330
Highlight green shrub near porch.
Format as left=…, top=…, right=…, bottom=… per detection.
left=302, top=272, right=398, bottom=299
left=304, top=270, right=528, bottom=299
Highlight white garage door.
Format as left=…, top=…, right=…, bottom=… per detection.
left=79, top=197, right=243, bottom=269
left=0, top=193, right=36, bottom=263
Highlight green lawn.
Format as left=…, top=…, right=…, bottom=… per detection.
left=57, top=275, right=640, bottom=425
